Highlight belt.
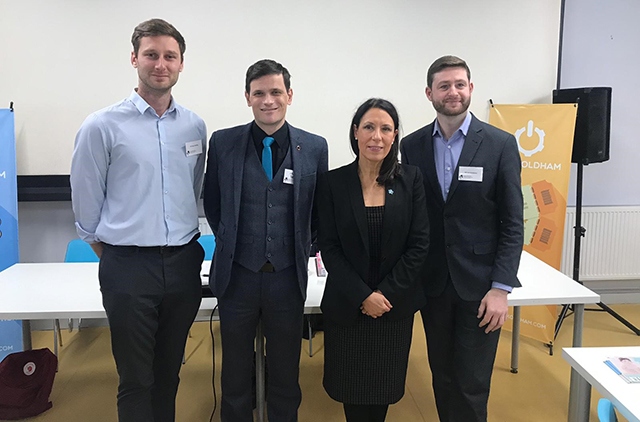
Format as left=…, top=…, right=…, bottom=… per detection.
left=259, top=262, right=275, bottom=272
left=107, top=233, right=200, bottom=254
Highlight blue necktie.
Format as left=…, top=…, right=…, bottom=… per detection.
left=262, top=136, right=275, bottom=181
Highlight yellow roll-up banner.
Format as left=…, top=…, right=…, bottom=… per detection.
left=490, top=104, right=577, bottom=344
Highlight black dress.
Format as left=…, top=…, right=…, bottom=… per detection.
left=323, top=206, right=414, bottom=405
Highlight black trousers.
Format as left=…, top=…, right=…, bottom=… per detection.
left=343, top=404, right=389, bottom=422
left=218, top=262, right=303, bottom=422
left=99, top=240, right=204, bottom=422
left=421, top=281, right=501, bottom=422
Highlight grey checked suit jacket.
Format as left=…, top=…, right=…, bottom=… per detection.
left=203, top=122, right=328, bottom=299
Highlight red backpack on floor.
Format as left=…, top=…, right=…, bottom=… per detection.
left=0, top=348, right=57, bottom=420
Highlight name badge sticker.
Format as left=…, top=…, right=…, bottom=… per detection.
left=283, top=168, right=294, bottom=185
left=185, top=140, right=203, bottom=157
left=458, top=166, right=483, bottom=182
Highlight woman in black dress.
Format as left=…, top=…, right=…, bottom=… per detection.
left=317, top=98, right=430, bottom=422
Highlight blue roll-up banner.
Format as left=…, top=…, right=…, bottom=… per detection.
left=0, top=108, right=24, bottom=362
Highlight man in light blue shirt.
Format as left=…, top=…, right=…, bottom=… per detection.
left=70, top=19, right=206, bottom=422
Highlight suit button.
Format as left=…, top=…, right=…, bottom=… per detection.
left=267, top=236, right=272, bottom=242
left=267, top=253, right=272, bottom=258
left=268, top=203, right=273, bottom=208
left=446, top=244, right=451, bottom=249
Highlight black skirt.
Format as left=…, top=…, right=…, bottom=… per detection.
left=323, top=313, right=414, bottom=405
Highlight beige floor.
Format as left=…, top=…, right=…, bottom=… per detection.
left=20, top=304, right=640, bottom=421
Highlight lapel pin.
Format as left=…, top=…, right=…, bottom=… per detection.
left=388, top=189, right=394, bottom=195
left=296, top=145, right=301, bottom=151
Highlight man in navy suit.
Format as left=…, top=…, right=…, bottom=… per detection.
left=203, top=59, right=328, bottom=422
left=400, top=56, right=523, bottom=422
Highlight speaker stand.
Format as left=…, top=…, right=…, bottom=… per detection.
left=554, top=162, right=640, bottom=340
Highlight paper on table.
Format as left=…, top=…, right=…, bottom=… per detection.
left=604, top=356, right=640, bottom=383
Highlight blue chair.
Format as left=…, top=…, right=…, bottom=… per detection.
left=197, top=234, right=216, bottom=260
left=64, top=239, right=99, bottom=263
left=597, top=398, right=618, bottom=422
left=177, top=234, right=216, bottom=363
left=197, top=235, right=215, bottom=302
left=53, top=239, right=100, bottom=355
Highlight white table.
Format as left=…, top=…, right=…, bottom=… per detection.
left=0, top=252, right=598, bottom=422
left=0, top=260, right=323, bottom=320
left=0, top=260, right=323, bottom=422
left=563, top=346, right=640, bottom=422
left=509, top=252, right=601, bottom=369
left=510, top=252, right=600, bottom=422
left=0, top=262, right=218, bottom=321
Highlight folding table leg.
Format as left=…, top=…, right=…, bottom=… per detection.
left=53, top=319, right=63, bottom=357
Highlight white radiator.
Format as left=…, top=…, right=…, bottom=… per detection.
left=561, top=206, right=640, bottom=281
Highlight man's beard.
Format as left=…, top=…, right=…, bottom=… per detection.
left=433, top=98, right=471, bottom=117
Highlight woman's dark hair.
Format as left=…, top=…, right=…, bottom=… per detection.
left=349, top=98, right=402, bottom=185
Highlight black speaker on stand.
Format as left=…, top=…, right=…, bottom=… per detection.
left=552, top=87, right=640, bottom=338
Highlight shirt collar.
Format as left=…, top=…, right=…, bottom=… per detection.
left=251, top=121, right=289, bottom=149
left=129, top=89, right=177, bottom=117
left=432, top=112, right=472, bottom=139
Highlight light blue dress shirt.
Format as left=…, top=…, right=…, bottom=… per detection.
left=433, top=113, right=470, bottom=201
left=71, top=90, right=207, bottom=246
left=432, top=112, right=512, bottom=293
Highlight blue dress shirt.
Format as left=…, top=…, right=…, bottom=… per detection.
left=433, top=114, right=469, bottom=201
left=432, top=112, right=512, bottom=293
left=71, top=90, right=207, bottom=246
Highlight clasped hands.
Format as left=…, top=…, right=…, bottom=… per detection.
left=360, top=290, right=392, bottom=318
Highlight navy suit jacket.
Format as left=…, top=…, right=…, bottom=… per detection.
left=400, top=115, right=523, bottom=301
left=203, top=122, right=328, bottom=299
left=317, top=162, right=430, bottom=325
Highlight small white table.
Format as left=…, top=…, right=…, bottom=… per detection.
left=563, top=346, right=640, bottom=422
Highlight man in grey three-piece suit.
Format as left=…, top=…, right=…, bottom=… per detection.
left=203, top=59, right=328, bottom=422
left=400, top=55, right=524, bottom=422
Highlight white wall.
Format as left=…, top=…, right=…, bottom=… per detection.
left=0, top=0, right=561, bottom=175
left=17, top=201, right=77, bottom=263
left=561, top=0, right=640, bottom=206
